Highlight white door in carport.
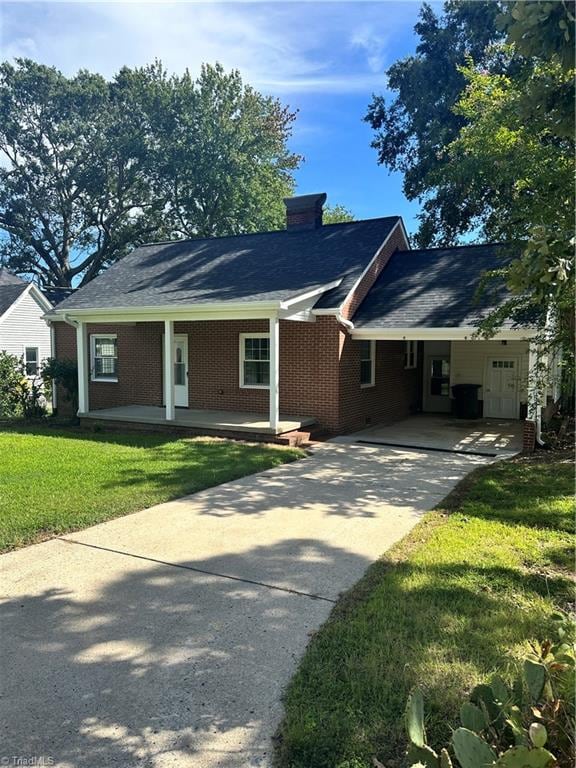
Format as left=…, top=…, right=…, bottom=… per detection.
left=483, top=358, right=519, bottom=419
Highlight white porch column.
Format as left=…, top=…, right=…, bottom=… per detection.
left=269, top=315, right=279, bottom=432
left=527, top=341, right=542, bottom=440
left=164, top=319, right=175, bottom=421
left=76, top=321, right=89, bottom=415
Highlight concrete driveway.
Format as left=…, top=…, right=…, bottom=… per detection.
left=1, top=442, right=492, bottom=768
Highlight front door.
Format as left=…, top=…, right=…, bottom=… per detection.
left=164, top=335, right=189, bottom=407
left=484, top=358, right=518, bottom=419
left=423, top=356, right=451, bottom=413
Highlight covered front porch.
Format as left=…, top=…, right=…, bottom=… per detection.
left=81, top=405, right=315, bottom=436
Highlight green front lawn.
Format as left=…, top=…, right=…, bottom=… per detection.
left=276, top=453, right=574, bottom=768
left=0, top=424, right=303, bottom=551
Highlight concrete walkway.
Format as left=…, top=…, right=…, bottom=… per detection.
left=1, top=442, right=492, bottom=768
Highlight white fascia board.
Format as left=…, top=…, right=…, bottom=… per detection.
left=350, top=327, right=538, bottom=341
left=311, top=307, right=340, bottom=316
left=0, top=284, right=31, bottom=324
left=280, top=279, right=342, bottom=308
left=279, top=288, right=343, bottom=322
left=50, top=300, right=282, bottom=324
left=29, top=284, right=54, bottom=313
left=1, top=284, right=53, bottom=325
left=398, top=218, right=411, bottom=249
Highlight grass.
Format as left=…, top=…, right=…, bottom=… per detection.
left=0, top=423, right=303, bottom=552
left=276, top=452, right=575, bottom=768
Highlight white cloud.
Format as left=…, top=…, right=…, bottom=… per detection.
left=0, top=1, right=409, bottom=95
left=350, top=23, right=388, bottom=73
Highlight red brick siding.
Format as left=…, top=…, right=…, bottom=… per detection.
left=286, top=210, right=321, bottom=230
left=52, top=322, right=77, bottom=416
left=338, top=335, right=419, bottom=433
left=280, top=316, right=341, bottom=432
left=53, top=317, right=344, bottom=432
left=53, top=316, right=415, bottom=434
left=341, top=224, right=408, bottom=320
left=522, top=419, right=536, bottom=454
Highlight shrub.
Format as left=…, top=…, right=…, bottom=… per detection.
left=42, top=357, right=78, bottom=416
left=0, top=350, right=47, bottom=418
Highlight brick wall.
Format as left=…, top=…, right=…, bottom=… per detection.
left=522, top=419, right=536, bottom=454
left=51, top=321, right=76, bottom=417
left=338, top=334, right=419, bottom=433
left=52, top=321, right=166, bottom=416
left=52, top=317, right=344, bottom=431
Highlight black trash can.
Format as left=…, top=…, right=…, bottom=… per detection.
left=451, top=383, right=481, bottom=419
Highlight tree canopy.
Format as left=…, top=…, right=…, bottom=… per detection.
left=367, top=0, right=575, bottom=392
left=0, top=60, right=300, bottom=287
left=322, top=204, right=355, bottom=225
left=365, top=1, right=506, bottom=247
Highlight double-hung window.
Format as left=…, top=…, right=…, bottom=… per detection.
left=91, top=335, right=118, bottom=381
left=360, top=340, right=375, bottom=388
left=405, top=340, right=418, bottom=369
left=240, top=334, right=270, bottom=388
left=24, top=347, right=39, bottom=376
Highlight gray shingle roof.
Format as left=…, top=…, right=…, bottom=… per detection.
left=352, top=243, right=518, bottom=329
left=0, top=270, right=28, bottom=318
left=55, top=217, right=400, bottom=312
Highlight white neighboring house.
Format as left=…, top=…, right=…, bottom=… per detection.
left=0, top=269, right=53, bottom=381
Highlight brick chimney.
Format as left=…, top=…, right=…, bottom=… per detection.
left=284, top=193, right=327, bottom=231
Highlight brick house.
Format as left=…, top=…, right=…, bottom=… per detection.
left=46, top=193, right=546, bottom=449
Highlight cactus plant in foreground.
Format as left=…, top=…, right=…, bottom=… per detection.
left=387, top=613, right=575, bottom=768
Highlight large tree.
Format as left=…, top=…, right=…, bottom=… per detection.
left=368, top=0, right=575, bottom=395
left=0, top=60, right=299, bottom=287
left=365, top=1, right=506, bottom=246
left=439, top=2, right=575, bottom=388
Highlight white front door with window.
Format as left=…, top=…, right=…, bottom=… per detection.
left=164, top=335, right=189, bottom=407
left=483, top=358, right=518, bottom=419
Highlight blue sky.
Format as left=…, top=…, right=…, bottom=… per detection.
left=1, top=1, right=433, bottom=235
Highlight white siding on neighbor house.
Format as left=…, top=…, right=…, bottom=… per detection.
left=450, top=339, right=529, bottom=403
left=0, top=289, right=52, bottom=370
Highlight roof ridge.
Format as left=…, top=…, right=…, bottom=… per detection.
left=136, top=215, right=402, bottom=249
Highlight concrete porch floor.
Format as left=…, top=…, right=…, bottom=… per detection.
left=336, top=414, right=523, bottom=456
left=83, top=405, right=315, bottom=435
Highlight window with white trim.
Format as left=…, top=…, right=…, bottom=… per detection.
left=91, top=335, right=118, bottom=381
left=240, top=334, right=270, bottom=388
left=405, top=340, right=418, bottom=369
left=24, top=347, right=39, bottom=376
left=360, top=340, right=375, bottom=387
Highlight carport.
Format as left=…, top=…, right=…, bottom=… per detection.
left=337, top=414, right=524, bottom=457
left=348, top=244, right=552, bottom=452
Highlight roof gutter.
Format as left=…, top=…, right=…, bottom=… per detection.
left=337, top=314, right=354, bottom=330
left=49, top=299, right=284, bottom=318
